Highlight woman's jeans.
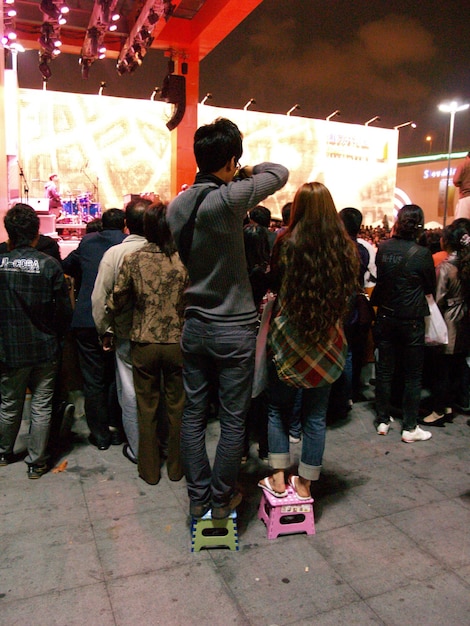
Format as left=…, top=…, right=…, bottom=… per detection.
left=267, top=362, right=331, bottom=481
left=373, top=315, right=425, bottom=431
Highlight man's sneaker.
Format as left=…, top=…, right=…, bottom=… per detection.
left=376, top=422, right=390, bottom=435
left=289, top=435, right=301, bottom=444
left=27, top=463, right=48, bottom=479
left=401, top=426, right=432, bottom=443
left=0, top=453, right=10, bottom=466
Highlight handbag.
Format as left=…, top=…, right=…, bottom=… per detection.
left=425, top=294, right=448, bottom=346
left=252, top=292, right=276, bottom=398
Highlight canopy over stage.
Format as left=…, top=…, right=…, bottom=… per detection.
left=6, top=0, right=264, bottom=196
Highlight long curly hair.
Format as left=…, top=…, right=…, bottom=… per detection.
left=276, top=182, right=359, bottom=344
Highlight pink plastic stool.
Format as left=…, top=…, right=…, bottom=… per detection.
left=258, top=484, right=315, bottom=539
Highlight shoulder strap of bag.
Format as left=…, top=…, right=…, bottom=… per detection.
left=178, top=186, right=215, bottom=265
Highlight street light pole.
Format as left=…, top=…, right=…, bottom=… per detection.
left=438, top=101, right=469, bottom=226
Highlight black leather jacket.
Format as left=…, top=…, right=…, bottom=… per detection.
left=371, top=237, right=436, bottom=319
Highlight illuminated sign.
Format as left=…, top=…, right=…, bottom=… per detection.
left=423, top=167, right=457, bottom=180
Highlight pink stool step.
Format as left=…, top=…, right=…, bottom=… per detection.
left=258, top=484, right=315, bottom=539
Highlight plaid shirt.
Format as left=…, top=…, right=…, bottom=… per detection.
left=0, top=246, right=72, bottom=367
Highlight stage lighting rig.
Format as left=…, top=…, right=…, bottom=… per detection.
left=37, top=0, right=68, bottom=80
left=79, top=0, right=119, bottom=78
left=116, top=0, right=175, bottom=75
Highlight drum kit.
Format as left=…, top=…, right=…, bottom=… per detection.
left=61, top=190, right=101, bottom=223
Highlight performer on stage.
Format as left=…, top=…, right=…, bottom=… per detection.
left=44, top=174, right=63, bottom=218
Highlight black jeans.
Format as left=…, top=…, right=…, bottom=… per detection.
left=373, top=315, right=425, bottom=431
left=73, top=327, right=120, bottom=446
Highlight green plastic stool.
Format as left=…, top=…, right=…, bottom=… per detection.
left=191, top=510, right=239, bottom=552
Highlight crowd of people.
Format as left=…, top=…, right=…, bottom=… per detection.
left=1, top=118, right=469, bottom=527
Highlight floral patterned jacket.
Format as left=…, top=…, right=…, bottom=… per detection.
left=109, top=243, right=187, bottom=344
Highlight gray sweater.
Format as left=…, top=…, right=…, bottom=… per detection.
left=167, top=162, right=289, bottom=324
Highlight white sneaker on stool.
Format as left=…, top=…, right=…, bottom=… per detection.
left=376, top=422, right=390, bottom=435
left=401, top=425, right=432, bottom=443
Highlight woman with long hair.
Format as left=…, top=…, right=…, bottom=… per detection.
left=421, top=218, right=470, bottom=425
left=259, top=182, right=359, bottom=500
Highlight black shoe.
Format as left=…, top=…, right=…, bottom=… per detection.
left=88, top=435, right=110, bottom=450
left=110, top=430, right=125, bottom=446
left=189, top=501, right=211, bottom=519
left=0, top=453, right=11, bottom=467
left=211, top=491, right=243, bottom=520
left=122, top=444, right=137, bottom=464
left=27, top=463, right=48, bottom=479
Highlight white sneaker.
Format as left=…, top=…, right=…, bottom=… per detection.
left=376, top=422, right=390, bottom=435
left=289, top=435, right=301, bottom=444
left=401, top=425, right=432, bottom=443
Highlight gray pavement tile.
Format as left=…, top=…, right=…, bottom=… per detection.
left=1, top=475, right=89, bottom=535
left=210, top=540, right=360, bottom=625
left=107, top=561, right=250, bottom=626
left=0, top=522, right=104, bottom=602
left=92, top=506, right=209, bottom=580
left=399, top=446, right=470, bottom=498
left=78, top=461, right=179, bottom=521
left=0, top=583, right=115, bottom=626
left=313, top=517, right=443, bottom=598
left=387, top=498, right=470, bottom=570
left=288, top=601, right=385, bottom=626
left=366, top=571, right=470, bottom=626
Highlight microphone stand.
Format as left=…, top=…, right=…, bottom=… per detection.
left=18, top=161, right=29, bottom=202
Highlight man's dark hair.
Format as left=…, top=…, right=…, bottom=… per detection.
left=125, top=198, right=151, bottom=236
left=249, top=205, right=271, bottom=228
left=144, top=203, right=177, bottom=257
left=194, top=117, right=243, bottom=174
left=4, top=203, right=40, bottom=247
left=101, top=208, right=125, bottom=231
left=339, top=207, right=363, bottom=238
left=394, top=204, right=424, bottom=240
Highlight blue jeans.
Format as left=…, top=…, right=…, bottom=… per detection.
left=373, top=315, right=425, bottom=431
left=0, top=359, right=58, bottom=465
left=180, top=317, right=256, bottom=508
left=267, top=363, right=331, bottom=481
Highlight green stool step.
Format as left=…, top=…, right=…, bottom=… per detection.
left=191, top=510, right=239, bottom=552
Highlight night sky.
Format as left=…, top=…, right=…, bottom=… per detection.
left=16, top=0, right=470, bottom=158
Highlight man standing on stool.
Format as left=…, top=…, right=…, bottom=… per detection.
left=167, top=117, right=288, bottom=519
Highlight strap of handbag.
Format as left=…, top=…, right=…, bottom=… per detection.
left=178, top=186, right=215, bottom=265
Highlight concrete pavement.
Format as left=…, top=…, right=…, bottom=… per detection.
left=1, top=400, right=469, bottom=625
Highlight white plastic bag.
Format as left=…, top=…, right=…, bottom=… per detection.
left=425, top=294, right=448, bottom=346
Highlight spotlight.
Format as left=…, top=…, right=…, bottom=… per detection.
left=286, top=104, right=300, bottom=116
left=150, top=87, right=161, bottom=101
left=364, top=116, right=381, bottom=126
left=393, top=121, right=417, bottom=130
left=40, top=0, right=61, bottom=20
left=326, top=109, right=341, bottom=121
left=243, top=98, right=256, bottom=111
left=148, top=8, right=159, bottom=25
left=38, top=53, right=52, bottom=80
left=201, top=93, right=212, bottom=105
